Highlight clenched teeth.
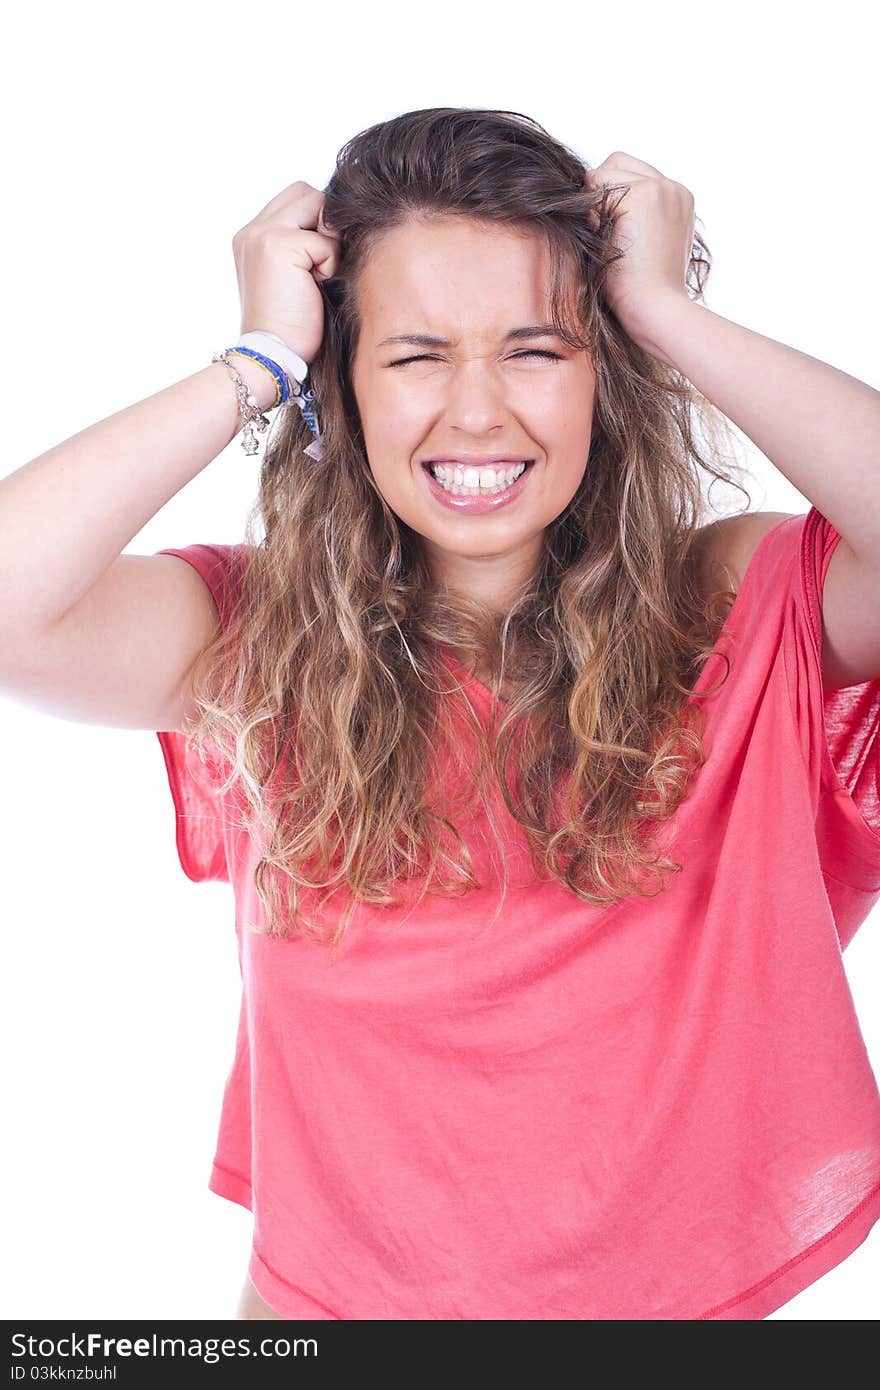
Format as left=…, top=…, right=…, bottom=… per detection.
left=430, top=461, right=528, bottom=495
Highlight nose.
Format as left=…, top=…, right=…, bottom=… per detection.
left=443, top=360, right=515, bottom=438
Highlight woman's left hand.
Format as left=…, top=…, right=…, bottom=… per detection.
left=585, top=151, right=697, bottom=344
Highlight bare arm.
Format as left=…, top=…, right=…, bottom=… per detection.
left=0, top=180, right=339, bottom=732
left=0, top=357, right=272, bottom=642
left=0, top=357, right=274, bottom=732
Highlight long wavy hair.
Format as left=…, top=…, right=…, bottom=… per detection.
left=186, top=107, right=752, bottom=950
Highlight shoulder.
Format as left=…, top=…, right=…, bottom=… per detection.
left=693, top=511, right=796, bottom=599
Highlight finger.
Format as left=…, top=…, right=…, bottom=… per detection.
left=250, top=180, right=327, bottom=227
left=259, top=202, right=341, bottom=241
left=284, top=227, right=341, bottom=278
left=260, top=197, right=342, bottom=241
left=584, top=159, right=651, bottom=231
left=584, top=169, right=642, bottom=225
left=236, top=223, right=341, bottom=281
left=590, top=151, right=664, bottom=177
left=585, top=167, right=648, bottom=192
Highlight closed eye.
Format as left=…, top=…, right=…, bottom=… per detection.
left=387, top=349, right=564, bottom=367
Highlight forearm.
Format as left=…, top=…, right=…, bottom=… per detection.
left=632, top=293, right=880, bottom=566
left=0, top=356, right=276, bottom=638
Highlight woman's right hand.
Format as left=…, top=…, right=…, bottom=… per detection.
left=232, top=181, right=341, bottom=367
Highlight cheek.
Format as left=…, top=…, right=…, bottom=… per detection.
left=385, top=391, right=431, bottom=444
left=362, top=386, right=423, bottom=448
left=365, top=453, right=413, bottom=508
left=560, top=457, right=589, bottom=501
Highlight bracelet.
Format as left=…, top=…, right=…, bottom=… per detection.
left=236, top=331, right=309, bottom=391
left=211, top=332, right=323, bottom=458
left=226, top=346, right=289, bottom=407
left=211, top=351, right=271, bottom=456
left=232, top=333, right=320, bottom=445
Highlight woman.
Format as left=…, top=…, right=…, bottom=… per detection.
left=3, top=107, right=880, bottom=1320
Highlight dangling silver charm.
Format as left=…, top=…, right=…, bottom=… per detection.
left=242, top=411, right=270, bottom=455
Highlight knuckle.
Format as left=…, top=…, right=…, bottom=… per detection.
left=261, top=223, right=297, bottom=247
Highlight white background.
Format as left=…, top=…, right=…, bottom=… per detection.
left=2, top=0, right=878, bottom=1321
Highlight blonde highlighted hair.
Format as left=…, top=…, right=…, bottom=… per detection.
left=186, top=107, right=751, bottom=949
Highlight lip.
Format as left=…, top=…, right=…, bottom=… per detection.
left=420, top=458, right=537, bottom=514
left=422, top=455, right=533, bottom=466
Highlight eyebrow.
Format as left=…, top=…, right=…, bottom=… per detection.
left=377, top=325, right=563, bottom=349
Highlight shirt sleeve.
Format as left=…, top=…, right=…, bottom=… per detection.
left=781, top=505, right=880, bottom=944
left=153, top=543, right=249, bottom=884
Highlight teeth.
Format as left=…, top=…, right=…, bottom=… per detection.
left=429, top=461, right=527, bottom=495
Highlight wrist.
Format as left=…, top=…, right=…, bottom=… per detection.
left=237, top=330, right=310, bottom=391
left=226, top=353, right=280, bottom=413
left=626, top=290, right=697, bottom=363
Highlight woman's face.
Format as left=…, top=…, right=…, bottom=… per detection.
left=350, top=215, right=597, bottom=612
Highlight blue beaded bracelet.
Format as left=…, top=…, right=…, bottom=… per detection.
left=225, top=345, right=321, bottom=442
left=225, top=345, right=291, bottom=408
left=213, top=344, right=324, bottom=459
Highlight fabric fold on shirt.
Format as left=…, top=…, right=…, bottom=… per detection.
left=151, top=509, right=880, bottom=1319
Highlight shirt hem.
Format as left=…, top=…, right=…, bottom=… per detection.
left=248, top=1247, right=343, bottom=1320
left=207, top=1159, right=880, bottom=1319
left=209, top=1161, right=342, bottom=1318
left=696, top=1177, right=880, bottom=1319
left=208, top=1159, right=253, bottom=1211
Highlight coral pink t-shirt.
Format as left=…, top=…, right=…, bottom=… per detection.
left=154, top=506, right=880, bottom=1320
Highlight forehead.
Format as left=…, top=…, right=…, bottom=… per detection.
left=357, top=215, right=565, bottom=337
